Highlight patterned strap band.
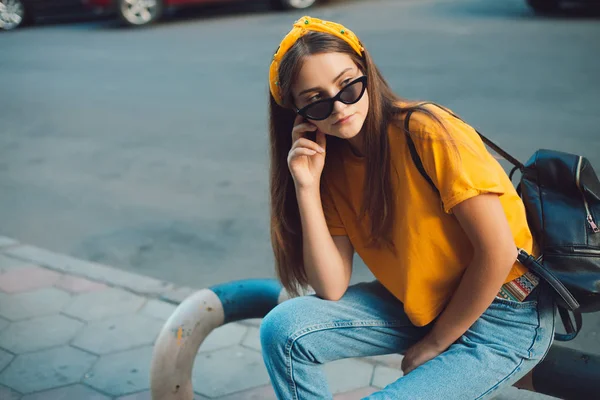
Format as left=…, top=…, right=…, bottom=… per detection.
left=496, top=271, right=540, bottom=302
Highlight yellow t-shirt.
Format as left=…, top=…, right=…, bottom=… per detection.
left=321, top=104, right=531, bottom=326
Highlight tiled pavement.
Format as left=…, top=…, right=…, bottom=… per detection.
left=0, top=236, right=558, bottom=399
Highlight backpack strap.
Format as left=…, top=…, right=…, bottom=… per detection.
left=404, top=108, right=439, bottom=195
left=411, top=102, right=526, bottom=170
left=516, top=249, right=580, bottom=311
left=555, top=308, right=583, bottom=341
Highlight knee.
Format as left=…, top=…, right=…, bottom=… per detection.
left=260, top=302, right=294, bottom=353
left=260, top=296, right=314, bottom=354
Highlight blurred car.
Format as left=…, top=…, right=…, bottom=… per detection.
left=527, top=0, right=600, bottom=13
left=84, top=0, right=319, bottom=27
left=0, top=0, right=99, bottom=30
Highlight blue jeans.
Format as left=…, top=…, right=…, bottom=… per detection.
left=260, top=280, right=555, bottom=399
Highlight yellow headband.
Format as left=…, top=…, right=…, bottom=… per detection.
left=269, top=16, right=364, bottom=107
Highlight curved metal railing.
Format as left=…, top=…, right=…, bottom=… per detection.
left=150, top=279, right=599, bottom=399
left=150, top=279, right=287, bottom=400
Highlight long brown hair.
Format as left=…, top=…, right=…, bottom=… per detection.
left=269, top=31, right=446, bottom=297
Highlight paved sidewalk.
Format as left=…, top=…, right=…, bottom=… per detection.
left=0, top=236, right=557, bottom=399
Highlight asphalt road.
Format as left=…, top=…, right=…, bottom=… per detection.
left=1, top=0, right=600, bottom=352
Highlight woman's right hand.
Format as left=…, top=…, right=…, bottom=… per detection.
left=288, top=115, right=327, bottom=191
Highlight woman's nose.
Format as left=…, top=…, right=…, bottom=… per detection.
left=331, top=98, right=347, bottom=114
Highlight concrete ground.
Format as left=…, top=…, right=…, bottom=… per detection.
left=0, top=237, right=561, bottom=399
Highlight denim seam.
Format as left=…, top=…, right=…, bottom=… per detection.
left=475, top=298, right=544, bottom=399
left=537, top=296, right=556, bottom=364
left=284, top=320, right=410, bottom=400
left=492, top=298, right=538, bottom=309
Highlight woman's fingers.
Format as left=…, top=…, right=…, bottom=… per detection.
left=316, top=130, right=326, bottom=151
left=292, top=120, right=318, bottom=142
left=291, top=116, right=325, bottom=154
left=293, top=113, right=305, bottom=128
left=291, top=138, right=325, bottom=153
left=289, top=148, right=318, bottom=159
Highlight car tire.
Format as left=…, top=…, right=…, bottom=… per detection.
left=118, top=0, right=163, bottom=27
left=0, top=0, right=28, bottom=30
left=270, top=0, right=317, bottom=11
left=526, top=0, right=560, bottom=14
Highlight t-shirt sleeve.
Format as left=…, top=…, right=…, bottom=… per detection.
left=320, top=183, right=347, bottom=236
left=408, top=108, right=507, bottom=214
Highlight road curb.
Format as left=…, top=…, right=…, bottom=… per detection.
left=0, top=236, right=187, bottom=301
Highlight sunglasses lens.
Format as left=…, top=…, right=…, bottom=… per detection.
left=305, top=101, right=332, bottom=120
left=339, top=79, right=365, bottom=104
left=299, top=77, right=367, bottom=121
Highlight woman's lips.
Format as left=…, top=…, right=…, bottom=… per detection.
left=334, top=113, right=355, bottom=125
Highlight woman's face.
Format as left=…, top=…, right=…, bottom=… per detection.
left=291, top=52, right=369, bottom=141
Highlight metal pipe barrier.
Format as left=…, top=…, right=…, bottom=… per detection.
left=150, top=279, right=287, bottom=400
left=150, top=279, right=599, bottom=399
left=532, top=344, right=599, bottom=399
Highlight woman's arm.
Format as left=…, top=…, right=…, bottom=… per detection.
left=402, top=193, right=517, bottom=373
left=297, top=187, right=354, bottom=301
left=287, top=119, right=354, bottom=301
left=428, top=193, right=518, bottom=347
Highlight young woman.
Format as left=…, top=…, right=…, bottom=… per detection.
left=261, top=16, right=555, bottom=399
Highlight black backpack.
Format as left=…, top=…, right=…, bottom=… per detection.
left=404, top=104, right=600, bottom=341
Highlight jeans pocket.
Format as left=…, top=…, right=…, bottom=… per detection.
left=467, top=298, right=542, bottom=360
left=484, top=296, right=540, bottom=330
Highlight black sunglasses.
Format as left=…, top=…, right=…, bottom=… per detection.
left=295, top=76, right=367, bottom=121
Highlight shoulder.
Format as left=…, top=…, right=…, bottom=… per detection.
left=401, top=103, right=454, bottom=128
left=397, top=102, right=475, bottom=141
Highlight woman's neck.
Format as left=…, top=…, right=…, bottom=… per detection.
left=347, top=135, right=365, bottom=158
